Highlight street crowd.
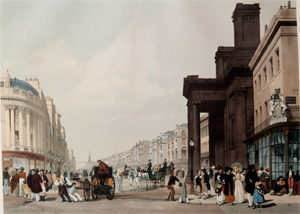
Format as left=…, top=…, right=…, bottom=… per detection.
left=166, top=164, right=299, bottom=208
left=2, top=166, right=82, bottom=203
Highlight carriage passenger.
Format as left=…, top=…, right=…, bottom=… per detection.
left=97, top=160, right=109, bottom=185
left=146, top=159, right=152, bottom=176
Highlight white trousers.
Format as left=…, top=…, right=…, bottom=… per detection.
left=247, top=193, right=253, bottom=206
left=32, top=192, right=40, bottom=202
left=69, top=192, right=82, bottom=202
left=19, top=178, right=25, bottom=197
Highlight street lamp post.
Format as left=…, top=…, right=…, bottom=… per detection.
left=189, top=139, right=195, bottom=194
left=57, top=157, right=61, bottom=174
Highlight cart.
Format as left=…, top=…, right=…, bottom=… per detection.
left=146, top=171, right=166, bottom=189
left=75, top=166, right=115, bottom=201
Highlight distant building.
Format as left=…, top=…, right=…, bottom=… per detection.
left=1, top=72, right=75, bottom=173
left=246, top=3, right=299, bottom=184
left=200, top=114, right=209, bottom=167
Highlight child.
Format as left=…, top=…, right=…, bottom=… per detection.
left=215, top=182, right=225, bottom=206
left=253, top=184, right=266, bottom=209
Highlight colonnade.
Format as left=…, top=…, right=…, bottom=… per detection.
left=3, top=104, right=52, bottom=154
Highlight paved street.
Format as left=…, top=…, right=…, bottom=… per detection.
left=3, top=177, right=300, bottom=214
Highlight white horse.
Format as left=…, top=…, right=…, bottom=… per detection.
left=135, top=172, right=148, bottom=190
left=127, top=167, right=137, bottom=191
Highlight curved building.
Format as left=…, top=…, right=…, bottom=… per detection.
left=1, top=72, right=75, bottom=173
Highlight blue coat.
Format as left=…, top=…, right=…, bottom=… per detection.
left=253, top=188, right=265, bottom=203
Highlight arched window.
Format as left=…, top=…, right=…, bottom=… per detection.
left=181, top=146, right=187, bottom=160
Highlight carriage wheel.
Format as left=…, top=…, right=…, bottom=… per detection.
left=160, top=176, right=165, bottom=188
left=107, top=177, right=115, bottom=200
left=83, top=179, right=90, bottom=201
left=92, top=189, right=98, bottom=200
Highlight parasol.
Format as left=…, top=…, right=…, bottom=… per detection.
left=231, top=162, right=243, bottom=173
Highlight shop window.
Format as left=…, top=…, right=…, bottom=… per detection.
left=248, top=144, right=255, bottom=165
left=288, top=130, right=300, bottom=172
left=258, top=136, right=269, bottom=169
left=271, top=131, right=285, bottom=179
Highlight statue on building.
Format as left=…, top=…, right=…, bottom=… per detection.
left=269, top=89, right=287, bottom=125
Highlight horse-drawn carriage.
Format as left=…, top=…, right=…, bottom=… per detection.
left=74, top=166, right=115, bottom=201
left=147, top=170, right=166, bottom=189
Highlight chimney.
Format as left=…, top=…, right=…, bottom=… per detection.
left=288, top=1, right=291, bottom=9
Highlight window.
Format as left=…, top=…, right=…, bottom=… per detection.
left=275, top=48, right=280, bottom=72
left=271, top=131, right=286, bottom=179
left=288, top=130, right=300, bottom=172
left=181, top=147, right=187, bottom=160
left=248, top=144, right=255, bottom=165
left=264, top=67, right=267, bottom=85
left=258, top=74, right=261, bottom=92
left=255, top=110, right=258, bottom=126
left=265, top=101, right=268, bottom=119
left=0, top=81, right=4, bottom=87
left=254, top=80, right=257, bottom=97
left=270, top=57, right=273, bottom=79
left=259, top=106, right=262, bottom=124
left=258, top=136, right=270, bottom=169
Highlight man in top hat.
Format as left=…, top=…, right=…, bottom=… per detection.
left=286, top=165, right=295, bottom=196
left=39, top=169, right=49, bottom=201
left=97, top=160, right=109, bottom=185
left=31, top=169, right=42, bottom=201
left=3, top=167, right=10, bottom=196
left=18, top=167, right=27, bottom=197
left=146, top=159, right=152, bottom=176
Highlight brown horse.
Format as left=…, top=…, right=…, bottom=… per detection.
left=165, top=162, right=175, bottom=175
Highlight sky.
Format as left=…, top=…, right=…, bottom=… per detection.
left=1, top=0, right=298, bottom=162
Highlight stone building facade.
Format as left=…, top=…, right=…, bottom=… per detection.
left=246, top=4, right=299, bottom=185
left=183, top=3, right=260, bottom=183
left=1, top=72, right=75, bottom=173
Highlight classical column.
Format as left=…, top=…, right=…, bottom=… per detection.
left=10, top=106, right=16, bottom=149
left=37, top=116, right=41, bottom=153
left=26, top=109, right=31, bottom=151
left=32, top=114, right=37, bottom=153
left=19, top=107, right=24, bottom=151
left=186, top=104, right=193, bottom=186
left=5, top=105, right=11, bottom=149
left=192, top=103, right=200, bottom=176
left=235, top=88, right=247, bottom=167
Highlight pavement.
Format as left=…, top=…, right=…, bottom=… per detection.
left=3, top=179, right=300, bottom=214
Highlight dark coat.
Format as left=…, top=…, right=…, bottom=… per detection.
left=245, top=170, right=259, bottom=194
left=31, top=174, right=42, bottom=193
left=286, top=170, right=295, bottom=178
left=223, top=173, right=235, bottom=196
left=27, top=175, right=33, bottom=190
left=3, top=171, right=10, bottom=186
left=204, top=173, right=211, bottom=190
left=215, top=172, right=224, bottom=182
left=147, top=162, right=152, bottom=172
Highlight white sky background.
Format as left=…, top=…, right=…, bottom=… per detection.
left=1, top=0, right=297, bottom=162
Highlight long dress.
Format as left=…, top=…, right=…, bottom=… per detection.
left=234, top=172, right=245, bottom=203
